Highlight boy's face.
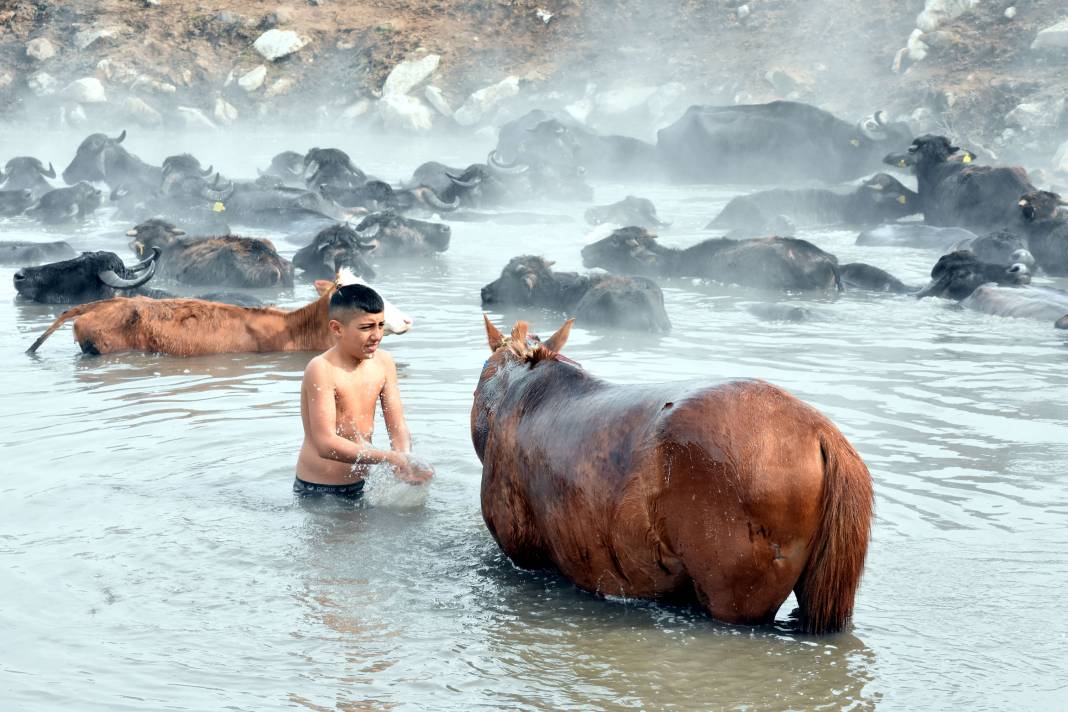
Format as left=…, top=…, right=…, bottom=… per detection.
left=330, top=310, right=386, bottom=359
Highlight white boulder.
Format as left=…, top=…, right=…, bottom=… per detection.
left=382, top=54, right=440, bottom=96
left=596, top=85, right=658, bottom=116
left=377, top=93, right=434, bottom=132
left=131, top=75, right=177, bottom=94
left=239, top=65, right=267, bottom=92
left=26, top=37, right=56, bottom=62
left=253, top=29, right=308, bottom=61
left=342, top=99, right=372, bottom=120
left=916, top=0, right=979, bottom=33
left=122, top=97, right=163, bottom=127
left=63, top=77, right=107, bottom=104
left=907, top=28, right=929, bottom=62
left=177, top=106, right=218, bottom=131
left=1031, top=18, right=1068, bottom=50
left=1005, top=98, right=1068, bottom=134
left=213, top=97, right=239, bottom=125
left=74, top=27, right=119, bottom=50
left=453, top=76, right=519, bottom=126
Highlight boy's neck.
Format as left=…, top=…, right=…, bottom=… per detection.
left=328, top=345, right=373, bottom=369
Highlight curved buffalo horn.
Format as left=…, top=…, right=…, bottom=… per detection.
left=127, top=246, right=162, bottom=272
left=874, top=110, right=888, bottom=127
left=99, top=258, right=157, bottom=289
left=487, top=150, right=530, bottom=175
left=40, top=162, right=56, bottom=179
left=857, top=113, right=887, bottom=141
left=446, top=171, right=482, bottom=188
left=421, top=188, right=460, bottom=212
left=303, top=160, right=318, bottom=177
left=114, top=129, right=127, bottom=144
left=110, top=186, right=129, bottom=201
left=200, top=164, right=214, bottom=176
left=199, top=173, right=234, bottom=202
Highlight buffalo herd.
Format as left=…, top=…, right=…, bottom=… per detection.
left=7, top=97, right=1068, bottom=634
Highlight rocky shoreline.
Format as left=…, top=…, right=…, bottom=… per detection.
left=0, top=0, right=1065, bottom=178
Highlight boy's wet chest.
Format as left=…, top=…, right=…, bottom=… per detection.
left=332, top=368, right=385, bottom=418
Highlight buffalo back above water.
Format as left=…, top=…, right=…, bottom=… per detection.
left=657, top=101, right=911, bottom=184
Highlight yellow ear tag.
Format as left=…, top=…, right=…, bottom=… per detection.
left=213, top=201, right=226, bottom=212
left=897, top=195, right=907, bottom=204
left=962, top=154, right=972, bottom=164
left=850, top=138, right=860, bottom=147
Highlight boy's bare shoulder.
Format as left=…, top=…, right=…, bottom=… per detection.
left=303, top=353, right=334, bottom=380
left=374, top=349, right=397, bottom=370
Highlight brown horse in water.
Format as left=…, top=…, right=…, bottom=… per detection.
left=471, top=317, right=874, bottom=634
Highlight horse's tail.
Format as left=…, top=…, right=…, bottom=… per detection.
left=26, top=302, right=105, bottom=354
left=794, top=428, right=874, bottom=634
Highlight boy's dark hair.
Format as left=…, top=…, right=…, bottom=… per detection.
left=329, top=283, right=385, bottom=322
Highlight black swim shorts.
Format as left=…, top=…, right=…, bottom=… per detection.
left=293, top=476, right=365, bottom=500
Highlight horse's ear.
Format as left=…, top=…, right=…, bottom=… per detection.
left=484, top=314, right=505, bottom=351
left=314, top=279, right=333, bottom=296
left=542, top=318, right=574, bottom=354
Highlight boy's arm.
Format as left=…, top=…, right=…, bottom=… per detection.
left=379, top=352, right=412, bottom=453
left=303, top=358, right=403, bottom=468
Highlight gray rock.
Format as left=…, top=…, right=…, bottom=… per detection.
left=28, top=72, right=57, bottom=96
left=131, top=75, right=177, bottom=94
left=26, top=37, right=57, bottom=62
left=0, top=72, right=12, bottom=90
left=74, top=27, right=120, bottom=50
left=423, top=85, right=453, bottom=118
left=1005, top=97, right=1068, bottom=134
left=377, top=93, right=434, bottom=132
left=253, top=29, right=308, bottom=61
left=453, top=76, right=519, bottom=126
left=213, top=97, right=238, bottom=125
left=1032, top=18, right=1068, bottom=50
left=916, top=0, right=979, bottom=33
left=177, top=106, right=218, bottom=131
left=264, top=77, right=295, bottom=98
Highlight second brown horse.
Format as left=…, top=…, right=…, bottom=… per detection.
left=472, top=317, right=874, bottom=634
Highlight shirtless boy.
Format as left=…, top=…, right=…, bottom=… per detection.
left=294, top=283, right=433, bottom=500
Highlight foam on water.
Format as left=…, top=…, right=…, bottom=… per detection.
left=361, top=457, right=433, bottom=509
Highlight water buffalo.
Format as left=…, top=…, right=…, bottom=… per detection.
left=127, top=218, right=294, bottom=288
left=1017, top=190, right=1068, bottom=275
left=855, top=223, right=977, bottom=249
left=496, top=109, right=662, bottom=180
left=837, top=263, right=914, bottom=294
left=480, top=255, right=671, bottom=332
left=27, top=182, right=103, bottom=224
left=960, top=284, right=1068, bottom=326
left=26, top=268, right=411, bottom=356
left=0, top=189, right=34, bottom=216
left=707, top=173, right=919, bottom=232
left=409, top=161, right=515, bottom=208
left=61, top=130, right=161, bottom=195
left=293, top=224, right=377, bottom=280
left=351, top=210, right=451, bottom=257
left=14, top=248, right=160, bottom=303
left=0, top=240, right=76, bottom=266
left=222, top=185, right=352, bottom=229
left=948, top=229, right=1034, bottom=269
left=260, top=150, right=305, bottom=185
left=581, top=226, right=841, bottom=293
left=886, top=135, right=1035, bottom=231
left=1057, top=315, right=1068, bottom=329
left=1, top=157, right=56, bottom=198
left=585, top=196, right=670, bottom=229
left=473, top=317, right=873, bottom=633
left=915, top=250, right=1032, bottom=300
left=489, top=115, right=595, bottom=202
left=657, top=101, right=911, bottom=184
left=304, top=147, right=365, bottom=193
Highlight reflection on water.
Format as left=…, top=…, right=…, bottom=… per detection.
left=1, top=130, right=1066, bottom=711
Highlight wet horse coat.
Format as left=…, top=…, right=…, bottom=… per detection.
left=472, top=318, right=874, bottom=633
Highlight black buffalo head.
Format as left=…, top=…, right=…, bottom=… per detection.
left=1, top=156, right=56, bottom=195
left=574, top=276, right=672, bottom=333
left=127, top=218, right=187, bottom=255
left=916, top=250, right=1032, bottom=300
left=581, top=226, right=664, bottom=274
left=585, top=196, right=670, bottom=228
left=62, top=130, right=127, bottom=184
left=293, top=224, right=377, bottom=280
left=0, top=189, right=34, bottom=216
left=13, top=247, right=160, bottom=303
left=1018, top=190, right=1066, bottom=223
left=352, top=210, right=451, bottom=257
left=480, top=255, right=559, bottom=307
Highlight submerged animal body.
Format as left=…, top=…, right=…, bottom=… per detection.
left=472, top=318, right=874, bottom=634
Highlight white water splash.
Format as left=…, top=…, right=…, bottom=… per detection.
left=361, top=456, right=432, bottom=509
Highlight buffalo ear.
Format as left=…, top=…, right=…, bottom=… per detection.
left=542, top=318, right=574, bottom=355
left=484, top=313, right=505, bottom=351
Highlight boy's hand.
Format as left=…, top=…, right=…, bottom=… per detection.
left=391, top=453, right=435, bottom=485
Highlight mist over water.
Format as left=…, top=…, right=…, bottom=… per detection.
left=1, top=101, right=1067, bottom=712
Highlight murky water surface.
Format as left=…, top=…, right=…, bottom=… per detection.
left=2, top=129, right=1066, bottom=711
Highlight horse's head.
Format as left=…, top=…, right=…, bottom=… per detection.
left=471, top=316, right=574, bottom=460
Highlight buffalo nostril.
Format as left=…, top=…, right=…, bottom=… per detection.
left=14, top=271, right=25, bottom=281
